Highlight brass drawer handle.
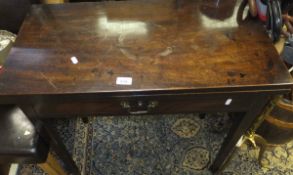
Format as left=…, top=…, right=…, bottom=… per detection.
left=120, top=101, right=158, bottom=115
left=128, top=110, right=149, bottom=115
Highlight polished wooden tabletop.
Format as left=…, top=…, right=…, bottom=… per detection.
left=1, top=0, right=292, bottom=95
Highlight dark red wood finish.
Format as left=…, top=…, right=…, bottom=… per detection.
left=0, top=0, right=292, bottom=174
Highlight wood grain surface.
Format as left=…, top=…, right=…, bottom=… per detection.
left=0, top=0, right=292, bottom=97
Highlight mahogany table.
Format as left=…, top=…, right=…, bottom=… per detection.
left=0, top=0, right=292, bottom=174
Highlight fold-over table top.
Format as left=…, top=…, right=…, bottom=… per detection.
left=1, top=0, right=292, bottom=95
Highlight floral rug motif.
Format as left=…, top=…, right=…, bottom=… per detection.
left=171, top=118, right=200, bottom=138
left=18, top=113, right=293, bottom=175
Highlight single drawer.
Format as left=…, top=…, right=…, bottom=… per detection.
left=120, top=93, right=252, bottom=115
left=34, top=93, right=253, bottom=118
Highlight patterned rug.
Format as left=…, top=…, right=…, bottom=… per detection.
left=19, top=113, right=293, bottom=175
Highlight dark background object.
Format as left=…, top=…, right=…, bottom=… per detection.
left=199, top=0, right=237, bottom=20
left=0, top=0, right=40, bottom=34
left=0, top=164, right=10, bottom=175
left=0, top=0, right=121, bottom=33
left=282, top=0, right=293, bottom=15
left=0, top=106, right=49, bottom=164
left=266, top=0, right=282, bottom=42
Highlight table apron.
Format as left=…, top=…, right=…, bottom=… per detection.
left=31, top=93, right=257, bottom=118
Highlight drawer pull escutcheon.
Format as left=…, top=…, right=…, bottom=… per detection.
left=120, top=101, right=158, bottom=115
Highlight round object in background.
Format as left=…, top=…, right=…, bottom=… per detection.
left=0, top=30, right=16, bottom=66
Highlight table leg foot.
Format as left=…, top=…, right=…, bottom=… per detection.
left=210, top=95, right=269, bottom=172
left=38, top=152, right=68, bottom=175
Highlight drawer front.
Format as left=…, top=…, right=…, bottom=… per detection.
left=34, top=93, right=253, bottom=118
left=122, top=94, right=252, bottom=114
left=34, top=100, right=127, bottom=118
